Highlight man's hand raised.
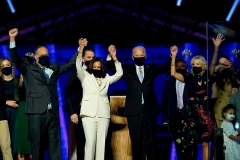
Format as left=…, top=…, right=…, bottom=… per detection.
left=9, top=28, right=18, bottom=38
left=108, top=45, right=117, bottom=60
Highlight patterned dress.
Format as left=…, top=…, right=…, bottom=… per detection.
left=175, top=71, right=216, bottom=158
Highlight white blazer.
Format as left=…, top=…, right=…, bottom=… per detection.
left=76, top=58, right=123, bottom=118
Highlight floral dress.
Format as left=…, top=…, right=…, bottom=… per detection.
left=175, top=71, right=216, bottom=158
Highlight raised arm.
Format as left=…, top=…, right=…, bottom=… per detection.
left=76, top=51, right=85, bottom=82
left=108, top=45, right=123, bottom=84
left=58, top=38, right=87, bottom=74
left=8, top=28, right=27, bottom=74
left=106, top=45, right=117, bottom=74
left=170, top=46, right=184, bottom=82
left=209, top=34, right=224, bottom=76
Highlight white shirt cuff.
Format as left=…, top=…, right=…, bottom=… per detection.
left=106, top=55, right=112, bottom=61
left=10, top=42, right=16, bottom=48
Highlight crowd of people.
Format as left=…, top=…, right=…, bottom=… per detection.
left=0, top=28, right=239, bottom=160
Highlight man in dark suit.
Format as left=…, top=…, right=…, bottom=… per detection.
left=161, top=60, right=191, bottom=160
left=106, top=45, right=170, bottom=160
left=65, top=45, right=94, bottom=160
left=8, top=28, right=79, bottom=160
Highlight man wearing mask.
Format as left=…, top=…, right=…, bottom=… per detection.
left=8, top=28, right=79, bottom=160
left=106, top=45, right=170, bottom=160
left=65, top=41, right=95, bottom=160
left=161, top=60, right=197, bottom=160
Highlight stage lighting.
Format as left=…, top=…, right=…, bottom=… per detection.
left=226, top=0, right=240, bottom=21
left=176, top=0, right=182, bottom=6
left=6, top=0, right=15, bottom=13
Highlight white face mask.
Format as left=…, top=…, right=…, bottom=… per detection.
left=225, top=114, right=235, bottom=121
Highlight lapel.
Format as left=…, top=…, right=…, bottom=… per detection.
left=32, top=63, right=47, bottom=83
left=48, top=63, right=57, bottom=81
left=132, top=65, right=142, bottom=84
left=89, top=73, right=101, bottom=90
left=99, top=77, right=107, bottom=92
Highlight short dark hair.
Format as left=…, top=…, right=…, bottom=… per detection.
left=176, top=59, right=187, bottom=68
left=82, top=47, right=94, bottom=57
left=34, top=45, right=46, bottom=54
left=86, top=57, right=106, bottom=78
left=222, top=104, right=236, bottom=118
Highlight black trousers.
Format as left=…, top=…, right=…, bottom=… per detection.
left=127, top=107, right=157, bottom=160
left=73, top=116, right=85, bottom=160
left=28, top=112, right=61, bottom=160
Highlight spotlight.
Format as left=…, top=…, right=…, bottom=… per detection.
left=226, top=0, right=240, bottom=21
left=6, top=0, right=16, bottom=13
left=176, top=0, right=182, bottom=6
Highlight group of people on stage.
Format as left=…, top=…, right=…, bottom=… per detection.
left=162, top=34, right=240, bottom=160
left=0, top=28, right=240, bottom=160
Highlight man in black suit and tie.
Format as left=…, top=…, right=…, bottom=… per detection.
left=107, top=45, right=169, bottom=160
left=8, top=28, right=79, bottom=160
left=65, top=44, right=95, bottom=160
left=161, top=60, right=191, bottom=160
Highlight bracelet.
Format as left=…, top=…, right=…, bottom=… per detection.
left=113, top=59, right=118, bottom=62
left=214, top=50, right=218, bottom=52
left=171, top=64, right=175, bottom=66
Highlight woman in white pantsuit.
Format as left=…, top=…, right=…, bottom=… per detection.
left=76, top=50, right=123, bottom=160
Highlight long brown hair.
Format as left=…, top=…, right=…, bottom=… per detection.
left=0, top=58, right=14, bottom=78
left=86, top=57, right=106, bottom=78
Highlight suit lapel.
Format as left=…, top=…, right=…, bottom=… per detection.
left=32, top=63, right=47, bottom=83
left=132, top=65, right=141, bottom=83
left=99, top=77, right=107, bottom=92
left=90, top=74, right=101, bottom=90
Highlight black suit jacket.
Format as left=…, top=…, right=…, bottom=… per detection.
left=9, top=47, right=78, bottom=114
left=65, top=69, right=83, bottom=116
left=107, top=60, right=169, bottom=116
left=161, top=77, right=188, bottom=125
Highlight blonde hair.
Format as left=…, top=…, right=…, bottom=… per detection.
left=190, top=55, right=207, bottom=74
left=0, top=58, right=15, bottom=78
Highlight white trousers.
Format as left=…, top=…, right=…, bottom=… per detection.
left=82, top=116, right=110, bottom=160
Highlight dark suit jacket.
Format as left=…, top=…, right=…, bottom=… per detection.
left=107, top=60, right=169, bottom=116
left=0, top=78, right=7, bottom=120
left=65, top=69, right=83, bottom=116
left=9, top=47, right=78, bottom=114
left=161, top=77, right=188, bottom=125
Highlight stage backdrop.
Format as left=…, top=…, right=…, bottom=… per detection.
left=0, top=42, right=239, bottom=160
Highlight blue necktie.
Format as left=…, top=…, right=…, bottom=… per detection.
left=138, top=67, right=144, bottom=104
left=42, top=68, right=50, bottom=83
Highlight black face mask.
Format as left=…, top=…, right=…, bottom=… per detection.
left=133, top=57, right=145, bottom=66
left=38, top=56, right=49, bottom=66
left=92, top=69, right=102, bottom=77
left=192, top=66, right=202, bottom=75
left=176, top=68, right=187, bottom=75
left=84, top=60, right=91, bottom=67
left=1, top=66, right=12, bottom=76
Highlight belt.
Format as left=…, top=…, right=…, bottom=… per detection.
left=46, top=109, right=53, bottom=113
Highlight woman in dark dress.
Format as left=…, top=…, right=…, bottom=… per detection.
left=170, top=46, right=216, bottom=160
left=0, top=57, right=19, bottom=160
left=14, top=55, right=33, bottom=160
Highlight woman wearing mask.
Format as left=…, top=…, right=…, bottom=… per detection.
left=0, top=58, right=19, bottom=160
left=208, top=34, right=239, bottom=127
left=170, top=46, right=216, bottom=160
left=76, top=48, right=123, bottom=160
left=0, top=74, right=13, bottom=160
